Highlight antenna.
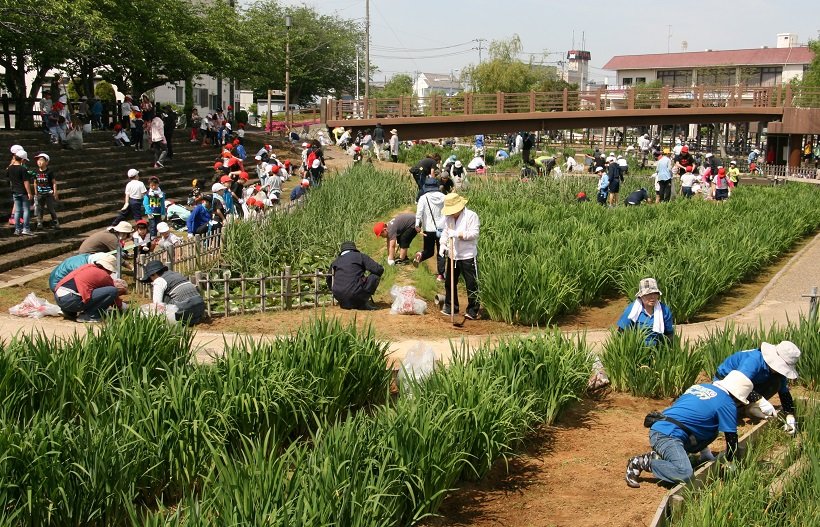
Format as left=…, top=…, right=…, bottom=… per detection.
left=667, top=25, right=672, bottom=53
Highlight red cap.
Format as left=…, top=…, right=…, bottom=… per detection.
left=246, top=197, right=256, bottom=206
left=228, top=157, right=240, bottom=166
left=373, top=222, right=387, bottom=236
left=239, top=171, right=249, bottom=180
left=254, top=184, right=262, bottom=191
left=134, top=111, right=142, bottom=118
left=232, top=139, right=240, bottom=146
left=681, top=145, right=689, bottom=153
left=718, top=167, right=726, bottom=175
left=213, top=162, right=223, bottom=170
left=284, top=160, right=291, bottom=167
left=220, top=175, right=232, bottom=184
left=224, top=144, right=234, bottom=150
left=227, top=105, right=233, bottom=110
left=264, top=144, right=272, bottom=150
left=221, top=151, right=232, bottom=158
left=114, top=124, right=122, bottom=131
left=239, top=123, right=245, bottom=128
left=270, top=164, right=280, bottom=172
left=576, top=191, right=586, bottom=199
left=685, top=165, right=694, bottom=172
left=135, top=219, right=148, bottom=226
left=354, top=146, right=361, bottom=152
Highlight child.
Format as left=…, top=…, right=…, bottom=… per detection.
left=113, top=124, right=131, bottom=147
left=143, top=176, right=166, bottom=237
left=33, top=152, right=60, bottom=230
left=132, top=219, right=153, bottom=256
left=233, top=138, right=246, bottom=161
left=132, top=112, right=145, bottom=151
left=352, top=146, right=363, bottom=164
left=595, top=166, right=609, bottom=206
left=680, top=165, right=696, bottom=199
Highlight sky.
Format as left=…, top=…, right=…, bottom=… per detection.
left=247, top=0, right=818, bottom=83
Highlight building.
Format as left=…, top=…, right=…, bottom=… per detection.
left=563, top=50, right=591, bottom=88
left=413, top=72, right=463, bottom=98
left=602, top=33, right=813, bottom=88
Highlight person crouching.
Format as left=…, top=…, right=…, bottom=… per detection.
left=140, top=260, right=206, bottom=325
left=327, top=241, right=383, bottom=310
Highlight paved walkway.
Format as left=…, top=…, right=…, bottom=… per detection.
left=2, top=230, right=818, bottom=365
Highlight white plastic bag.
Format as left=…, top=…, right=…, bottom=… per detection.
left=9, top=293, right=62, bottom=319
left=397, top=341, right=437, bottom=391
left=389, top=285, right=427, bottom=315
left=140, top=303, right=179, bottom=324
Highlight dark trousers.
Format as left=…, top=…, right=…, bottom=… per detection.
left=148, top=213, right=161, bottom=237
left=420, top=231, right=445, bottom=275
left=658, top=179, right=672, bottom=202
left=112, top=198, right=143, bottom=225
left=165, top=132, right=174, bottom=159
left=35, top=194, right=58, bottom=224
left=55, top=287, right=118, bottom=319
left=338, top=274, right=381, bottom=309
left=444, top=257, right=479, bottom=317
left=132, top=129, right=144, bottom=150
left=152, top=141, right=167, bottom=165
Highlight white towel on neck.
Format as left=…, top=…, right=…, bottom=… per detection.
left=627, top=299, right=665, bottom=335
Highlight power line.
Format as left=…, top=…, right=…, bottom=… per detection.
left=371, top=41, right=476, bottom=53
left=371, top=49, right=476, bottom=60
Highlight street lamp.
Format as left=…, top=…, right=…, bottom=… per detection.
left=285, top=15, right=292, bottom=131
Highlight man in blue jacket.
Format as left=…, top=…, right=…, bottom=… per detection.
left=714, top=341, right=800, bottom=434
left=625, top=370, right=753, bottom=488
left=327, top=241, right=383, bottom=310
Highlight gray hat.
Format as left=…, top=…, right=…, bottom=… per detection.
left=140, top=260, right=168, bottom=282
left=339, top=241, right=357, bottom=254
left=636, top=278, right=661, bottom=298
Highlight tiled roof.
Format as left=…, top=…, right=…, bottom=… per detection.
left=602, top=47, right=814, bottom=71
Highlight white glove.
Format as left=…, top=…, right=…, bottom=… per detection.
left=757, top=398, right=777, bottom=419
left=783, top=414, right=797, bottom=436
left=387, top=259, right=395, bottom=266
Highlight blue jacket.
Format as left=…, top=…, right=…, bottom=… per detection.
left=715, top=349, right=789, bottom=401
left=651, top=383, right=738, bottom=446
left=49, top=254, right=91, bottom=291
left=143, top=189, right=166, bottom=217
left=290, top=186, right=307, bottom=201
left=616, top=301, right=674, bottom=345
left=186, top=204, right=212, bottom=234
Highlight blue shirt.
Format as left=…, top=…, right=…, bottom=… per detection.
left=651, top=383, right=738, bottom=443
left=656, top=155, right=672, bottom=181
left=290, top=186, right=306, bottom=201
left=598, top=174, right=609, bottom=190
left=616, top=301, right=674, bottom=345
left=186, top=204, right=212, bottom=234
left=234, top=144, right=246, bottom=160
left=715, top=349, right=788, bottom=399
left=49, top=254, right=91, bottom=291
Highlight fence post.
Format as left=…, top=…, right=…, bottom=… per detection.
left=496, top=91, right=504, bottom=114
left=661, top=86, right=670, bottom=109
left=284, top=265, right=292, bottom=310
left=314, top=271, right=321, bottom=307
left=562, top=88, right=568, bottom=112
left=223, top=271, right=231, bottom=315
left=196, top=271, right=210, bottom=317
left=260, top=277, right=266, bottom=313
left=803, top=286, right=819, bottom=321
left=165, top=245, right=175, bottom=271
left=529, top=91, right=536, bottom=112
left=240, top=273, right=246, bottom=315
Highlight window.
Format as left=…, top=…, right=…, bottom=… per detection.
left=657, top=70, right=693, bottom=88
left=208, top=94, right=218, bottom=110
left=636, top=77, right=646, bottom=84
left=758, top=67, right=782, bottom=87
left=622, top=77, right=633, bottom=86
left=697, top=68, right=735, bottom=86
left=175, top=85, right=184, bottom=105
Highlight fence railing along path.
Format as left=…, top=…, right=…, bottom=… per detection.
left=133, top=231, right=223, bottom=297
left=326, top=85, right=820, bottom=121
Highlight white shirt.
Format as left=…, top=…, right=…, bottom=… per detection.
left=121, top=101, right=131, bottom=117
left=467, top=157, right=485, bottom=170
left=133, top=231, right=152, bottom=247
left=440, top=208, right=480, bottom=260
left=125, top=180, right=147, bottom=200
left=415, top=192, right=444, bottom=232
left=152, top=276, right=169, bottom=304
left=150, top=117, right=165, bottom=143
left=158, top=232, right=181, bottom=248
left=565, top=156, right=577, bottom=171
left=681, top=173, right=696, bottom=187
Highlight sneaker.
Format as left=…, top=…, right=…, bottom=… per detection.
left=76, top=315, right=101, bottom=324
left=465, top=312, right=479, bottom=320
left=412, top=252, right=422, bottom=268
left=625, top=459, right=642, bottom=488
left=440, top=307, right=459, bottom=316
left=51, top=221, right=60, bottom=229
left=394, top=258, right=409, bottom=266
left=36, top=223, right=44, bottom=230
left=436, top=274, right=445, bottom=282
left=155, top=161, right=164, bottom=168
left=20, top=230, right=36, bottom=236
left=13, top=230, right=21, bottom=236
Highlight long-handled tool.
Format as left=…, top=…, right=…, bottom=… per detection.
left=448, top=236, right=465, bottom=328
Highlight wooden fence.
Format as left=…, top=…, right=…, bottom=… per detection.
left=762, top=164, right=819, bottom=180
left=133, top=231, right=222, bottom=297
left=193, top=266, right=335, bottom=317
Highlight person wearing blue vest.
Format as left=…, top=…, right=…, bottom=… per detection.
left=49, top=253, right=107, bottom=292
left=616, top=277, right=674, bottom=345
left=625, top=370, right=753, bottom=488
left=714, top=341, right=800, bottom=434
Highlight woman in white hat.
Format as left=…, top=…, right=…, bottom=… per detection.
left=616, top=277, right=675, bottom=345
left=438, top=193, right=481, bottom=319
left=389, top=129, right=399, bottom=162
left=714, top=340, right=801, bottom=434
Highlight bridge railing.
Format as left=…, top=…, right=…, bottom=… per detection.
left=327, top=84, right=820, bottom=121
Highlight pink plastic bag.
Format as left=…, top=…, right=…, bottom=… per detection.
left=9, top=293, right=62, bottom=319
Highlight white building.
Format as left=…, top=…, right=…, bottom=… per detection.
left=413, top=72, right=462, bottom=98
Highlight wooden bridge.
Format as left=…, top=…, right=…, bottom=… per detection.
left=321, top=84, right=820, bottom=164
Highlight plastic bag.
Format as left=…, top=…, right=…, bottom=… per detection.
left=389, top=285, right=427, bottom=315
left=9, top=292, right=62, bottom=319
left=396, top=341, right=436, bottom=391
left=140, top=303, right=179, bottom=324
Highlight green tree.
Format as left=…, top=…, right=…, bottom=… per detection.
left=376, top=73, right=413, bottom=98
left=794, top=40, right=820, bottom=107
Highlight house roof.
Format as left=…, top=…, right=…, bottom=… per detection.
left=602, top=47, right=814, bottom=71
left=420, top=72, right=462, bottom=89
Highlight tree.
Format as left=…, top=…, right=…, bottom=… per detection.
left=377, top=74, right=413, bottom=98
left=461, top=35, right=572, bottom=94
left=794, top=40, right=819, bottom=107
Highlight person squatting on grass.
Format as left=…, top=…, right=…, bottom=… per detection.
left=374, top=212, right=418, bottom=266
left=439, top=193, right=481, bottom=320
left=140, top=260, right=206, bottom=325
left=714, top=341, right=800, bottom=434
left=625, top=370, right=754, bottom=488
left=54, top=254, right=126, bottom=323
left=327, top=241, right=383, bottom=311
left=616, top=278, right=674, bottom=345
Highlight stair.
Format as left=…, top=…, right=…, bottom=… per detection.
left=0, top=129, right=225, bottom=274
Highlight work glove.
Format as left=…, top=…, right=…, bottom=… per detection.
left=783, top=414, right=797, bottom=436
left=757, top=398, right=777, bottom=419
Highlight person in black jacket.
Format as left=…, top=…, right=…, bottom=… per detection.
left=161, top=105, right=177, bottom=161
left=327, top=241, right=383, bottom=310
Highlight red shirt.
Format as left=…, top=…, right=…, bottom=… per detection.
left=56, top=264, right=116, bottom=304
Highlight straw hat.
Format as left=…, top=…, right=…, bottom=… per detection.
left=111, top=221, right=134, bottom=234
left=635, top=278, right=661, bottom=298
left=761, top=341, right=801, bottom=379
left=714, top=370, right=754, bottom=405
left=442, top=193, right=468, bottom=216
left=94, top=254, right=117, bottom=273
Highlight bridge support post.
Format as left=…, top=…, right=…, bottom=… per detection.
left=788, top=134, right=804, bottom=169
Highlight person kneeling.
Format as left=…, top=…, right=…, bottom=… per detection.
left=328, top=241, right=383, bottom=310
left=53, top=254, right=124, bottom=323
left=140, top=260, right=206, bottom=325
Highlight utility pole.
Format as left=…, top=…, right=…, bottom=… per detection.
left=475, top=38, right=487, bottom=63
left=364, top=0, right=370, bottom=99
left=285, top=15, right=292, bottom=130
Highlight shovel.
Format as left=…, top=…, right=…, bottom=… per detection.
left=448, top=237, right=465, bottom=328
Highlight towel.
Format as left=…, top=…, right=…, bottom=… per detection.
left=627, top=299, right=665, bottom=335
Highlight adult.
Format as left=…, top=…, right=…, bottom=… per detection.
left=121, top=95, right=133, bottom=129
left=150, top=111, right=167, bottom=168
left=625, top=371, right=753, bottom=488
left=327, top=241, right=383, bottom=310
left=439, top=193, right=480, bottom=320
left=521, top=132, right=534, bottom=166
left=638, top=134, right=651, bottom=168
left=714, top=341, right=800, bottom=433
left=616, top=278, right=674, bottom=345
left=654, top=150, right=673, bottom=202
left=624, top=187, right=650, bottom=206
left=534, top=154, right=557, bottom=177
left=49, top=253, right=107, bottom=292
left=372, top=122, right=385, bottom=161
left=374, top=212, right=418, bottom=265
left=414, top=187, right=446, bottom=279
left=7, top=149, right=34, bottom=236
left=140, top=260, right=206, bottom=325
left=161, top=105, right=177, bottom=161
left=53, top=254, right=125, bottom=323
left=674, top=145, right=695, bottom=175
left=388, top=128, right=399, bottom=163
left=111, top=168, right=146, bottom=226
left=81, top=225, right=130, bottom=257
left=606, top=156, right=623, bottom=207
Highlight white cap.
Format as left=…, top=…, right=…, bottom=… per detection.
left=156, top=222, right=170, bottom=234
left=34, top=152, right=50, bottom=162
left=16, top=150, right=28, bottom=161
left=211, top=182, right=226, bottom=192
left=10, top=144, right=23, bottom=155
left=311, top=159, right=321, bottom=169
left=254, top=155, right=262, bottom=161
left=127, top=168, right=139, bottom=178
left=300, top=178, right=310, bottom=187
